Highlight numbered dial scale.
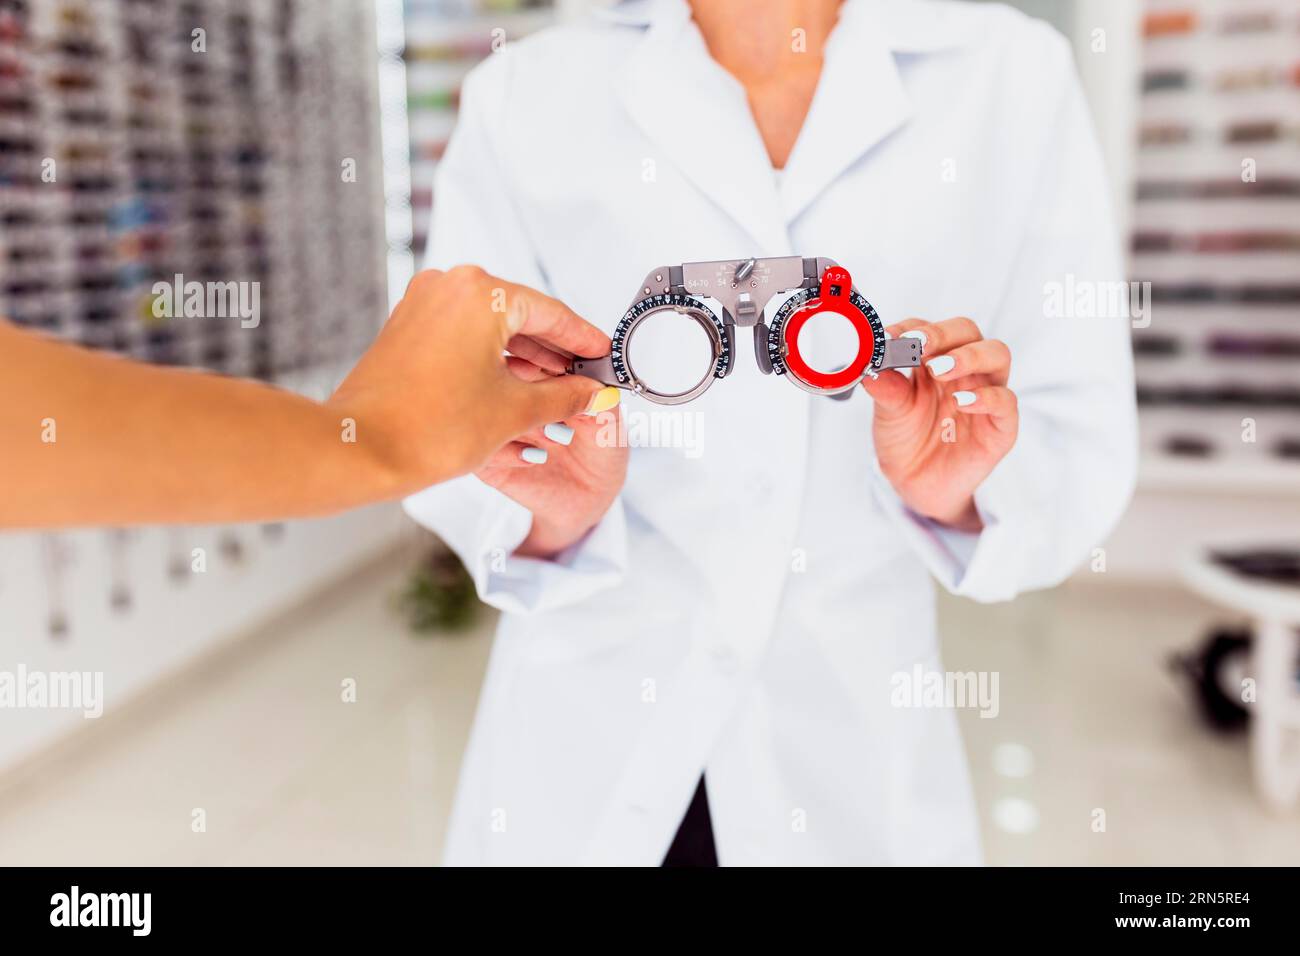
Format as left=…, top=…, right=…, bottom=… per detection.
left=569, top=257, right=921, bottom=405
left=609, top=292, right=731, bottom=405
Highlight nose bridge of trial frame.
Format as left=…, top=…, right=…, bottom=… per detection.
left=674, top=256, right=834, bottom=377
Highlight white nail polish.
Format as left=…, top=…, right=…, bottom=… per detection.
left=901, top=330, right=927, bottom=347
left=926, top=355, right=955, bottom=377
left=520, top=446, right=548, bottom=464
left=543, top=422, right=574, bottom=446
left=953, top=391, right=977, bottom=407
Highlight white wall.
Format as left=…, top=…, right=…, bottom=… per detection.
left=0, top=505, right=407, bottom=774
left=0, top=504, right=405, bottom=775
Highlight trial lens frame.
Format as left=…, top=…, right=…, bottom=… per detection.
left=570, top=256, right=922, bottom=405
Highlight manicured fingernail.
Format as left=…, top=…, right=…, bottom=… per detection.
left=520, top=446, right=548, bottom=464
left=901, top=330, right=927, bottom=347
left=504, top=296, right=528, bottom=336
left=543, top=422, right=574, bottom=445
left=953, top=391, right=977, bottom=407
left=926, top=355, right=955, bottom=377
left=584, top=386, right=621, bottom=415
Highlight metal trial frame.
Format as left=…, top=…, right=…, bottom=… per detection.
left=571, top=256, right=920, bottom=405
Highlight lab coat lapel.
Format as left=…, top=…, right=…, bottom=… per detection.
left=615, top=0, right=792, bottom=254
left=779, top=0, right=914, bottom=225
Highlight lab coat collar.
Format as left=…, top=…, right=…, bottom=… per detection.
left=614, top=1, right=791, bottom=254
left=780, top=0, right=935, bottom=225
left=609, top=0, right=968, bottom=250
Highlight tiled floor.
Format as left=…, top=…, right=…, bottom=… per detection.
left=0, top=551, right=1295, bottom=866
left=944, top=581, right=1299, bottom=866
left=0, top=551, right=489, bottom=866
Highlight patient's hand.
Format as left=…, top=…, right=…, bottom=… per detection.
left=860, top=317, right=1018, bottom=533
left=475, top=353, right=628, bottom=559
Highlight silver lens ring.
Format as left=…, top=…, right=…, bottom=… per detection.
left=613, top=293, right=729, bottom=405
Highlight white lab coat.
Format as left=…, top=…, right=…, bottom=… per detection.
left=404, top=0, right=1137, bottom=866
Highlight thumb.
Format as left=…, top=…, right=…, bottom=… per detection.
left=859, top=368, right=914, bottom=415
left=503, top=373, right=617, bottom=432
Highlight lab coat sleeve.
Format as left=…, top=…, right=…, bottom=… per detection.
left=401, top=49, right=630, bottom=615
left=869, top=36, right=1138, bottom=603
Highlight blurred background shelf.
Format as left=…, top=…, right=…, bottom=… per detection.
left=383, top=0, right=559, bottom=287
left=1112, top=0, right=1300, bottom=580
left=1139, top=457, right=1300, bottom=496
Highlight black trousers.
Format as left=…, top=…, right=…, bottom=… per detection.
left=661, top=776, right=718, bottom=867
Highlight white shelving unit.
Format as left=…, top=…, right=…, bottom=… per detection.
left=1131, top=1, right=1300, bottom=489
left=1072, top=0, right=1300, bottom=579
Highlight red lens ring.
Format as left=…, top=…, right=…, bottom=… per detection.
left=782, top=297, right=876, bottom=391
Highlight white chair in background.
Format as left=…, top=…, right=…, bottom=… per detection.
left=1183, top=550, right=1300, bottom=811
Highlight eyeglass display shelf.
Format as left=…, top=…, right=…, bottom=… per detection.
left=1138, top=455, right=1300, bottom=495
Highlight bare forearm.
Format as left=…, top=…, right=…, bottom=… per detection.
left=0, top=324, right=413, bottom=528
left=1, top=267, right=610, bottom=529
